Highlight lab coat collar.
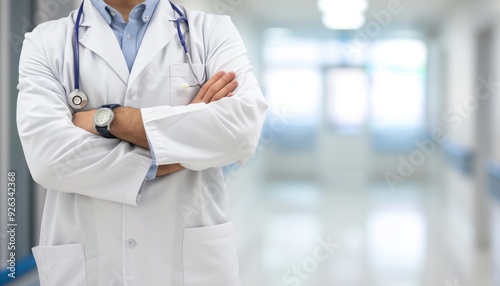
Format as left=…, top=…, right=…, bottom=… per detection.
left=74, top=0, right=177, bottom=86
left=76, top=0, right=130, bottom=85
left=129, top=0, right=177, bottom=85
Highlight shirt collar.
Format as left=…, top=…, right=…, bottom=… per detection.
left=90, top=0, right=160, bottom=24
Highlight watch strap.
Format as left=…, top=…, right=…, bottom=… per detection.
left=102, top=104, right=121, bottom=110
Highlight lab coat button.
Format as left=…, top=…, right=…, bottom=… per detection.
left=127, top=89, right=137, bottom=99
left=127, top=239, right=137, bottom=249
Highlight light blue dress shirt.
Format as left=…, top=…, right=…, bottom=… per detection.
left=91, top=0, right=160, bottom=180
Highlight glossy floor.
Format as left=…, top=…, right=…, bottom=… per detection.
left=9, top=162, right=496, bottom=286
left=232, top=162, right=495, bottom=286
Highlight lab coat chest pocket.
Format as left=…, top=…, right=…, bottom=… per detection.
left=183, top=221, right=241, bottom=286
left=170, top=63, right=205, bottom=106
left=32, top=243, right=88, bottom=286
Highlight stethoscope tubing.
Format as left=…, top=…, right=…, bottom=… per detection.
left=170, top=2, right=204, bottom=87
left=74, top=1, right=84, bottom=91
left=71, top=0, right=205, bottom=110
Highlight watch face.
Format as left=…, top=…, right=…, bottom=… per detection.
left=95, top=109, right=112, bottom=126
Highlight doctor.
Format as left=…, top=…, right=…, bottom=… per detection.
left=16, top=0, right=268, bottom=285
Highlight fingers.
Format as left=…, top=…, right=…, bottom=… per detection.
left=204, top=71, right=237, bottom=103
left=202, top=71, right=238, bottom=103
left=191, top=71, right=238, bottom=104
left=192, top=71, right=226, bottom=103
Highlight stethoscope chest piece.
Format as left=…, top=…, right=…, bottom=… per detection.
left=68, top=89, right=88, bottom=110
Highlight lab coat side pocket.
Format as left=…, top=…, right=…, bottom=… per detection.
left=182, top=221, right=241, bottom=286
left=170, top=63, right=205, bottom=107
left=32, top=243, right=88, bottom=286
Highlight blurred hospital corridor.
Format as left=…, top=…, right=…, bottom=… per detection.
left=2, top=0, right=500, bottom=285
left=228, top=0, right=500, bottom=284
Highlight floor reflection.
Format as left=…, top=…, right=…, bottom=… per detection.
left=234, top=169, right=492, bottom=286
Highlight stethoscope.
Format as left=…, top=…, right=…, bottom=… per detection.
left=69, top=0, right=204, bottom=110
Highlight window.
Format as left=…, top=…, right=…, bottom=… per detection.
left=368, top=39, right=427, bottom=150
left=263, top=30, right=323, bottom=127
left=261, top=29, right=428, bottom=150
left=262, top=30, right=324, bottom=149
left=369, top=40, right=427, bottom=130
left=264, top=67, right=322, bottom=126
left=326, top=68, right=368, bottom=130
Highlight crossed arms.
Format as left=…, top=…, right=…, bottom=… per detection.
left=72, top=71, right=238, bottom=177
left=17, top=16, right=268, bottom=205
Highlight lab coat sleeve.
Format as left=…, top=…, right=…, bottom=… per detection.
left=16, top=27, right=151, bottom=206
left=141, top=16, right=268, bottom=171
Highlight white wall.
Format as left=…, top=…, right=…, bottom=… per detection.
left=441, top=4, right=475, bottom=282
left=439, top=0, right=500, bottom=283
left=442, top=4, right=476, bottom=148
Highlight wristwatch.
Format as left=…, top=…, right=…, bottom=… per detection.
left=94, top=104, right=121, bottom=138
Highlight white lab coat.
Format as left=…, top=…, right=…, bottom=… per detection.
left=16, top=0, right=268, bottom=285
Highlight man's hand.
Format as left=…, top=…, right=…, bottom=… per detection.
left=72, top=71, right=239, bottom=178
left=72, top=109, right=98, bottom=135
left=191, top=71, right=238, bottom=104
left=156, top=164, right=185, bottom=177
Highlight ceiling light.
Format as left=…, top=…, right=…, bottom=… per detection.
left=322, top=12, right=366, bottom=30
left=318, top=0, right=368, bottom=14
left=317, top=0, right=368, bottom=30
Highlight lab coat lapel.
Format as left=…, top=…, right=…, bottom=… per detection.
left=129, top=0, right=177, bottom=85
left=77, top=0, right=129, bottom=85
